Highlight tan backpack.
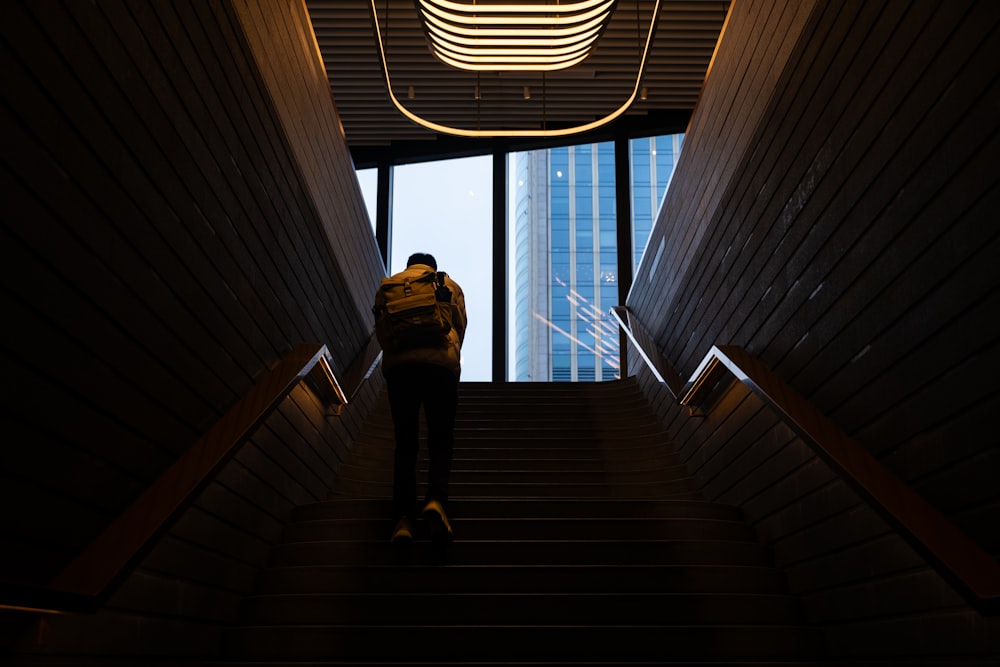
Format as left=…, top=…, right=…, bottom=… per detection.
left=373, top=268, right=453, bottom=350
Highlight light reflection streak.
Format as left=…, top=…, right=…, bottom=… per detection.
left=532, top=277, right=623, bottom=375
left=533, top=313, right=620, bottom=369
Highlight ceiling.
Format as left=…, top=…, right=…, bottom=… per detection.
left=305, top=1, right=729, bottom=167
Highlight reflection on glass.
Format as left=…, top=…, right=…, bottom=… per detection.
left=510, top=143, right=619, bottom=382
left=509, top=133, right=683, bottom=382
left=629, top=134, right=684, bottom=273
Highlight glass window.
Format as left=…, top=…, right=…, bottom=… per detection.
left=355, top=167, right=378, bottom=231
left=508, top=141, right=617, bottom=382
left=375, top=132, right=684, bottom=383
left=391, top=156, right=492, bottom=381
left=629, top=133, right=684, bottom=273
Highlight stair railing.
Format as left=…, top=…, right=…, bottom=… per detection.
left=2, top=337, right=382, bottom=616
left=611, top=305, right=1000, bottom=615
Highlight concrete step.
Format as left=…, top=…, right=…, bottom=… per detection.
left=252, top=563, right=791, bottom=595
left=340, top=455, right=685, bottom=473
left=361, top=424, right=674, bottom=439
left=268, top=538, right=772, bottom=567
left=292, top=498, right=747, bottom=522
left=329, top=477, right=701, bottom=499
left=224, top=623, right=824, bottom=661
left=239, top=591, right=805, bottom=626
left=352, top=438, right=679, bottom=455
left=280, top=516, right=757, bottom=542
left=333, top=464, right=695, bottom=485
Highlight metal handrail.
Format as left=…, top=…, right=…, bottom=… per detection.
left=3, top=338, right=382, bottom=616
left=611, top=305, right=1000, bottom=615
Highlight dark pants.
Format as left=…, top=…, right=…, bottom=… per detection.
left=385, top=362, right=459, bottom=521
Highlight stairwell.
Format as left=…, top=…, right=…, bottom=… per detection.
left=222, top=378, right=825, bottom=665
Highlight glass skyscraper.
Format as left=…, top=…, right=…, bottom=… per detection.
left=511, top=134, right=683, bottom=382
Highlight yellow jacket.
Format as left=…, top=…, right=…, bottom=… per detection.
left=378, top=263, right=467, bottom=378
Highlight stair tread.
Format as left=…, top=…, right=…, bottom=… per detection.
left=228, top=380, right=818, bottom=663
left=226, top=624, right=823, bottom=660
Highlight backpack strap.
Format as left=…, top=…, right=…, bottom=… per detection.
left=434, top=271, right=452, bottom=303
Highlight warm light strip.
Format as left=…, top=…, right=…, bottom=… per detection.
left=430, top=46, right=594, bottom=63
left=318, top=352, right=348, bottom=406
left=426, top=37, right=601, bottom=53
left=430, top=50, right=592, bottom=71
left=425, top=14, right=610, bottom=44
left=428, top=38, right=599, bottom=57
left=0, top=603, right=65, bottom=615
left=417, top=0, right=615, bottom=27
left=369, top=0, right=661, bottom=137
left=417, top=0, right=614, bottom=71
left=425, top=35, right=602, bottom=68
left=424, top=11, right=611, bottom=42
left=418, top=0, right=615, bottom=18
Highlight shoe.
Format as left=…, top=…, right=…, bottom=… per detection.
left=391, top=516, right=413, bottom=545
left=422, top=499, right=453, bottom=542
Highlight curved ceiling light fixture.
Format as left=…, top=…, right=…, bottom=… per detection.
left=415, top=0, right=618, bottom=72
left=369, top=0, right=662, bottom=138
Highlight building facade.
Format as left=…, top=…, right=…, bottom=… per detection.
left=512, top=135, right=683, bottom=381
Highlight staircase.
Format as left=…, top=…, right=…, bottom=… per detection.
left=223, top=378, right=825, bottom=665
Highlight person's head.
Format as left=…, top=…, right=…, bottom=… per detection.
left=406, top=252, right=437, bottom=270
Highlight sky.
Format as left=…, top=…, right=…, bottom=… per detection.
left=357, top=156, right=495, bottom=381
